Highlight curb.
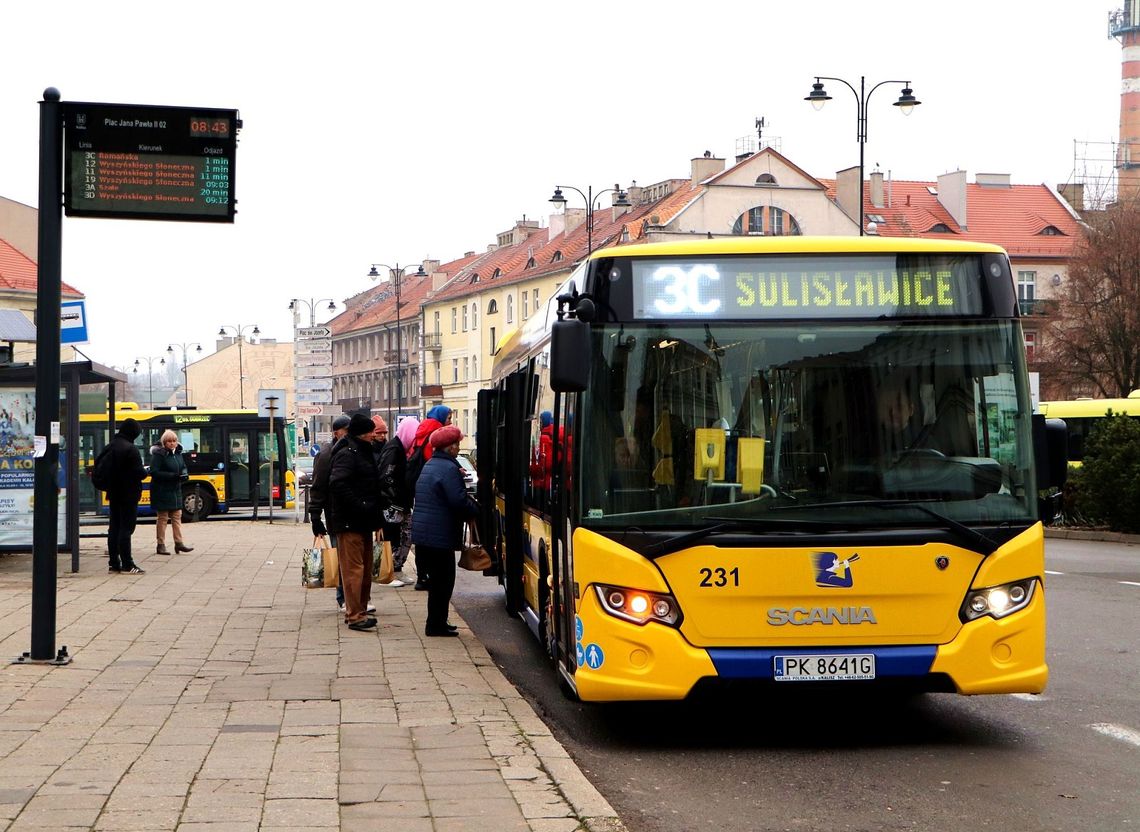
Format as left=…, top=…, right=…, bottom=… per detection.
left=1045, top=528, right=1140, bottom=544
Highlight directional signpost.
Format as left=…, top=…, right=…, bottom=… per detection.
left=292, top=323, right=332, bottom=468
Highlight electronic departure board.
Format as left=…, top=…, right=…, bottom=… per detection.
left=63, top=102, right=239, bottom=223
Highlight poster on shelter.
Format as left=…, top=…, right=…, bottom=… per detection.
left=0, top=389, right=66, bottom=547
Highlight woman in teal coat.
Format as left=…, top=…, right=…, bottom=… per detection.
left=150, top=430, right=194, bottom=555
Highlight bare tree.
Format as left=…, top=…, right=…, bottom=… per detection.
left=1038, top=198, right=1140, bottom=398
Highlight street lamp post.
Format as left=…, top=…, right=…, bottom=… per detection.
left=549, top=184, right=631, bottom=256
left=133, top=355, right=164, bottom=409
left=288, top=298, right=337, bottom=448
left=166, top=342, right=203, bottom=406
left=367, top=262, right=426, bottom=427
left=804, top=75, right=921, bottom=235
left=217, top=323, right=260, bottom=409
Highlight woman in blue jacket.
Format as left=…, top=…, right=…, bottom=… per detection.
left=411, top=425, right=477, bottom=636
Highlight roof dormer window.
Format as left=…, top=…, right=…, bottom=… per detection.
left=1039, top=225, right=1064, bottom=236
left=492, top=267, right=502, bottom=278
left=928, top=223, right=953, bottom=233
left=551, top=251, right=563, bottom=263
left=525, top=257, right=536, bottom=269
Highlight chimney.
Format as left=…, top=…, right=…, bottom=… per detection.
left=611, top=184, right=632, bottom=219
left=835, top=166, right=861, bottom=224
left=422, top=259, right=440, bottom=274
left=691, top=152, right=725, bottom=186
left=936, top=170, right=968, bottom=229
left=870, top=171, right=885, bottom=208
left=627, top=180, right=644, bottom=205
left=1112, top=6, right=1140, bottom=201
left=562, top=207, right=586, bottom=236
left=1058, top=182, right=1085, bottom=212
left=975, top=173, right=1011, bottom=188
left=549, top=211, right=565, bottom=239
left=432, top=271, right=450, bottom=291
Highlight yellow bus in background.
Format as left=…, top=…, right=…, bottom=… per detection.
left=79, top=405, right=295, bottom=521
left=477, top=236, right=1068, bottom=702
left=1038, top=391, right=1140, bottom=464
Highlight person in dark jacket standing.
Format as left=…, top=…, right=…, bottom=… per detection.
left=411, top=425, right=477, bottom=637
left=150, top=430, right=194, bottom=555
left=328, top=414, right=383, bottom=631
left=106, top=418, right=148, bottom=574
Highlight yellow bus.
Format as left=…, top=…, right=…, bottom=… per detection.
left=79, top=405, right=295, bottom=521
left=476, top=236, right=1067, bottom=701
left=1038, top=391, right=1140, bottom=464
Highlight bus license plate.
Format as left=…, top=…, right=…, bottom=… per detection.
left=774, top=654, right=875, bottom=682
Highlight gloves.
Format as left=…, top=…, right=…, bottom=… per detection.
left=310, top=511, right=327, bottom=538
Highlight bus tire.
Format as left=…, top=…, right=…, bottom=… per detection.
left=182, top=485, right=216, bottom=523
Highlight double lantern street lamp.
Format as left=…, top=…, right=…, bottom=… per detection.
left=217, top=323, right=260, bottom=409
left=367, top=262, right=426, bottom=428
left=549, top=184, right=631, bottom=256
left=132, top=355, right=164, bottom=409
left=804, top=75, right=921, bottom=236
left=166, top=342, right=202, bottom=407
left=288, top=298, right=337, bottom=327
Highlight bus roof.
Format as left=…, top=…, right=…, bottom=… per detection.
left=590, top=235, right=1008, bottom=260
left=1039, top=396, right=1140, bottom=418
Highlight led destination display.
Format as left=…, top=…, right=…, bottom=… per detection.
left=631, top=255, right=988, bottom=320
left=64, top=102, right=239, bottom=223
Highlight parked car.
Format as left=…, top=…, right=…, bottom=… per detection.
left=456, top=453, right=478, bottom=495
left=294, top=455, right=315, bottom=488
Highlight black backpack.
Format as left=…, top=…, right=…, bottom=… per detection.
left=404, top=439, right=429, bottom=495
left=90, top=444, right=114, bottom=491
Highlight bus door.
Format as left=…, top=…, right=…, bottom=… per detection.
left=226, top=430, right=256, bottom=504
left=256, top=427, right=284, bottom=503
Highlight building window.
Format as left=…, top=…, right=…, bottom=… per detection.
left=533, top=288, right=539, bottom=311
left=452, top=358, right=459, bottom=383
left=1039, top=225, right=1064, bottom=236
left=451, top=307, right=457, bottom=334
left=472, top=355, right=477, bottom=379
left=471, top=302, right=478, bottom=329
left=755, top=173, right=778, bottom=186
left=552, top=251, right=562, bottom=262
left=507, top=295, right=514, bottom=323
left=487, top=299, right=498, bottom=314
left=462, top=305, right=468, bottom=331
left=1024, top=330, right=1036, bottom=362
left=489, top=326, right=497, bottom=354
left=435, top=361, right=441, bottom=383
left=522, top=290, right=529, bottom=319
left=463, top=357, right=469, bottom=381
left=731, top=206, right=802, bottom=236
left=1017, top=271, right=1037, bottom=301
left=433, top=310, right=440, bottom=334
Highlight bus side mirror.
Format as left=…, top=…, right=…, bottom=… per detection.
left=551, top=317, right=590, bottom=392
left=1032, top=415, right=1068, bottom=490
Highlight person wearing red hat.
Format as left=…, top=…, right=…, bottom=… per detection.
left=411, top=425, right=476, bottom=636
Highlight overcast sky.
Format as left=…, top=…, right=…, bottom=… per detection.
left=0, top=1, right=1125, bottom=373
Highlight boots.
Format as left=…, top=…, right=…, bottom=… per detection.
left=175, top=542, right=194, bottom=553
left=156, top=543, right=170, bottom=555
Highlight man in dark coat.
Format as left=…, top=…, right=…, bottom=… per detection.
left=328, top=414, right=383, bottom=630
left=411, top=425, right=477, bottom=637
left=106, top=418, right=148, bottom=574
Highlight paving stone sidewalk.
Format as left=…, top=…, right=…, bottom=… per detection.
left=0, top=520, right=626, bottom=832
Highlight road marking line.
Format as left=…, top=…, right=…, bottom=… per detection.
left=1045, top=570, right=1064, bottom=576
left=1090, top=723, right=1140, bottom=748
left=1009, top=693, right=1046, bottom=702
left=1119, top=581, right=1140, bottom=587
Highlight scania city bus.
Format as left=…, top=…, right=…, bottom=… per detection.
left=476, top=236, right=1066, bottom=702
left=79, top=405, right=295, bottom=521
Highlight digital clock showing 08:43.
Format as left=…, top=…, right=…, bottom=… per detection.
left=189, top=117, right=230, bottom=138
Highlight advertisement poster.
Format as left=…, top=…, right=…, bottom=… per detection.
left=0, top=389, right=66, bottom=548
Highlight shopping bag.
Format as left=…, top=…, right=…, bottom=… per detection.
left=372, top=537, right=396, bottom=585
left=458, top=521, right=492, bottom=572
left=301, top=536, right=338, bottom=588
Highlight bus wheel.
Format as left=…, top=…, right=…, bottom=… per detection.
left=182, top=485, right=215, bottom=522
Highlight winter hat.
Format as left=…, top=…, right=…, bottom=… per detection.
left=118, top=417, right=141, bottom=441
left=430, top=425, right=463, bottom=449
left=371, top=415, right=388, bottom=433
left=425, top=404, right=452, bottom=423
left=540, top=411, right=553, bottom=428
left=331, top=414, right=352, bottom=431
left=396, top=416, right=420, bottom=450
left=347, top=413, right=375, bottom=437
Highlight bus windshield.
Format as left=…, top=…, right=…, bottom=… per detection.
left=576, top=320, right=1036, bottom=528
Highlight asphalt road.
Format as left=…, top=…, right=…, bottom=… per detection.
left=451, top=537, right=1140, bottom=832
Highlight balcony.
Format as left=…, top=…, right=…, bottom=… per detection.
left=420, top=332, right=442, bottom=352
left=420, top=384, right=444, bottom=399
left=1018, top=298, right=1059, bottom=316
left=384, top=349, right=409, bottom=364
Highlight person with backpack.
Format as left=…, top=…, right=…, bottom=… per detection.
left=102, top=418, right=148, bottom=574
left=149, top=430, right=194, bottom=555
left=379, top=415, right=418, bottom=578
left=406, top=405, right=451, bottom=590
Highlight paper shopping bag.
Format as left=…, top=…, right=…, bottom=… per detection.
left=372, top=537, right=396, bottom=584
left=301, top=536, right=338, bottom=588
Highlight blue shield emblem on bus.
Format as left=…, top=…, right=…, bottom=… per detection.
left=814, top=552, right=859, bottom=588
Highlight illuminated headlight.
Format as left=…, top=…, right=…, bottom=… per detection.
left=594, top=584, right=681, bottom=627
left=960, top=578, right=1037, bottom=622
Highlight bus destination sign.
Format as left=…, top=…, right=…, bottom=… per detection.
left=64, top=102, right=239, bottom=223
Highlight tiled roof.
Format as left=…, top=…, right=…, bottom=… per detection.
left=0, top=236, right=83, bottom=297
left=819, top=178, right=1083, bottom=258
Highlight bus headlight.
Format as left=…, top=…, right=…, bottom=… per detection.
left=960, top=578, right=1037, bottom=622
left=595, top=584, right=682, bottom=627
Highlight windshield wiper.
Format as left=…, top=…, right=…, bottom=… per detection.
left=771, top=498, right=1000, bottom=555
left=640, top=523, right=732, bottom=558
